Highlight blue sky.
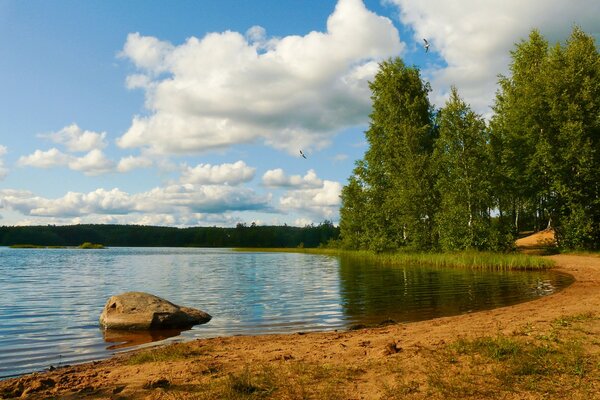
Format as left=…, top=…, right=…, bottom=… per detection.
left=0, top=0, right=598, bottom=227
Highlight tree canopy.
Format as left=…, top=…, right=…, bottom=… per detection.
left=340, top=27, right=599, bottom=251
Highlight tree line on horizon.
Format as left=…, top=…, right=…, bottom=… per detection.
left=0, top=222, right=339, bottom=248
left=339, top=27, right=599, bottom=252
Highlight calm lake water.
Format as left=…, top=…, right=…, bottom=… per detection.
left=0, top=247, right=573, bottom=378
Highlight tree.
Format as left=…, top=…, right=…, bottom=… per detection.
left=339, top=175, right=368, bottom=249
left=339, top=58, right=436, bottom=251
left=544, top=27, right=600, bottom=249
left=492, top=27, right=600, bottom=250
left=490, top=30, right=552, bottom=234
left=434, top=87, right=494, bottom=250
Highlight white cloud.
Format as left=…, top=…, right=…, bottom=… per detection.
left=119, top=32, right=174, bottom=74
left=18, top=148, right=71, bottom=168
left=180, top=160, right=255, bottom=185
left=0, top=188, right=134, bottom=217
left=8, top=212, right=238, bottom=228
left=117, top=155, right=153, bottom=172
left=40, top=123, right=107, bottom=152
left=388, top=0, right=600, bottom=115
left=279, top=180, right=342, bottom=220
left=294, top=217, right=314, bottom=227
left=262, top=168, right=323, bottom=188
left=18, top=148, right=115, bottom=175
left=19, top=122, right=118, bottom=176
left=68, top=149, right=115, bottom=176
left=117, top=0, right=404, bottom=155
left=0, top=145, right=8, bottom=180
left=0, top=184, right=270, bottom=220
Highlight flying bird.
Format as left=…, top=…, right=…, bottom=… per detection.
left=299, top=150, right=307, bottom=159
left=423, top=38, right=430, bottom=53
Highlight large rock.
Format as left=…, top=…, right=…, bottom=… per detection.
left=99, top=292, right=211, bottom=330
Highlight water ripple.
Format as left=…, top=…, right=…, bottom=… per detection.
left=0, top=247, right=572, bottom=378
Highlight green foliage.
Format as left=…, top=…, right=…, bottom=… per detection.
left=340, top=58, right=437, bottom=251
left=434, top=87, right=497, bottom=250
left=492, top=27, right=600, bottom=250
left=341, top=27, right=599, bottom=252
left=0, top=222, right=339, bottom=248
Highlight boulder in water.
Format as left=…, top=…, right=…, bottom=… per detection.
left=99, top=292, right=211, bottom=330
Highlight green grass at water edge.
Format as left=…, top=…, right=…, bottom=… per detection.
left=234, top=248, right=554, bottom=270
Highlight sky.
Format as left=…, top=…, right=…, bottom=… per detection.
left=0, top=0, right=598, bottom=227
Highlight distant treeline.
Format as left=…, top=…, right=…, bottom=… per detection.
left=0, top=222, right=339, bottom=248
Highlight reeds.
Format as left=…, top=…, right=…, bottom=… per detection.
left=234, top=248, right=554, bottom=270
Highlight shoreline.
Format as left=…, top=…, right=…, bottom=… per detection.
left=1, top=253, right=599, bottom=399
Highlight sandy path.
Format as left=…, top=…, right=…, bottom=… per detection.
left=1, top=253, right=599, bottom=399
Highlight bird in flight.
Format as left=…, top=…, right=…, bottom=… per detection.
left=423, top=38, right=430, bottom=53
left=299, top=150, right=307, bottom=159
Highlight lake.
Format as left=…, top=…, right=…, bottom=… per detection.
left=0, top=247, right=573, bottom=378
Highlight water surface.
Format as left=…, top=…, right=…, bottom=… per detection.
left=0, top=247, right=572, bottom=378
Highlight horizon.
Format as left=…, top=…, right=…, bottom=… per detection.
left=1, top=0, right=599, bottom=228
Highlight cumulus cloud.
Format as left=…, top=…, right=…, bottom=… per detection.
left=0, top=184, right=270, bottom=220
left=262, top=168, right=323, bottom=188
left=180, top=161, right=256, bottom=185
left=18, top=148, right=71, bottom=168
left=388, top=0, right=600, bottom=115
left=279, top=179, right=342, bottom=220
left=68, top=149, right=115, bottom=176
left=40, top=123, right=107, bottom=152
left=18, top=148, right=116, bottom=176
left=117, top=0, right=404, bottom=155
left=117, top=155, right=153, bottom=172
left=17, top=123, right=124, bottom=176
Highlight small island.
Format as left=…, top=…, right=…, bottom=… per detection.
left=78, top=242, right=105, bottom=249
left=9, top=244, right=67, bottom=249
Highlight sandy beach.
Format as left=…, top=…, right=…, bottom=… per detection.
left=1, top=250, right=599, bottom=399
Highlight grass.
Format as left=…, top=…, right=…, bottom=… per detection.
left=234, top=248, right=554, bottom=270
left=127, top=343, right=212, bottom=365
left=423, top=313, right=600, bottom=399
left=176, top=362, right=357, bottom=400
left=135, top=360, right=359, bottom=399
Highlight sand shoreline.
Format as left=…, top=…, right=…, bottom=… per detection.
left=1, top=253, right=599, bottom=399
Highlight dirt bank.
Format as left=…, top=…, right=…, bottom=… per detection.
left=1, top=253, right=599, bottom=399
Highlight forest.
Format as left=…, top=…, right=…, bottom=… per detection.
left=0, top=222, right=339, bottom=248
left=339, top=27, right=599, bottom=252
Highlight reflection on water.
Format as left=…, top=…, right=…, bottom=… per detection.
left=102, top=328, right=187, bottom=350
left=0, top=247, right=573, bottom=378
left=337, top=256, right=573, bottom=325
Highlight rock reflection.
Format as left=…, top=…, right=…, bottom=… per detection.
left=102, top=328, right=188, bottom=350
